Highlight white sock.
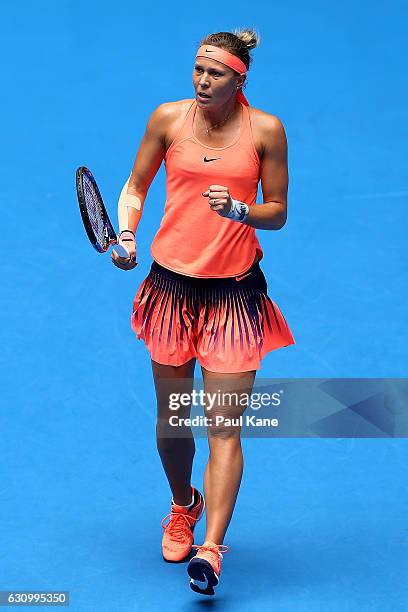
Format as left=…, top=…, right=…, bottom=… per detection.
left=172, top=488, right=195, bottom=508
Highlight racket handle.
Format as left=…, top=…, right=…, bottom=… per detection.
left=112, top=243, right=130, bottom=258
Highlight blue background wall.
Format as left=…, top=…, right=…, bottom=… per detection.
left=1, top=1, right=407, bottom=609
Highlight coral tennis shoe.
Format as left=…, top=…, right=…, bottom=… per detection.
left=161, top=487, right=205, bottom=562
left=188, top=540, right=229, bottom=596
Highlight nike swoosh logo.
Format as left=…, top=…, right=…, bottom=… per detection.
left=235, top=272, right=252, bottom=281
left=204, top=157, right=221, bottom=162
left=191, top=576, right=209, bottom=589
left=205, top=49, right=214, bottom=52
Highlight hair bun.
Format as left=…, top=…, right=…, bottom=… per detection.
left=233, top=28, right=260, bottom=51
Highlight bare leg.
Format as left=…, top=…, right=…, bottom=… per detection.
left=152, top=358, right=196, bottom=506
left=200, top=367, right=256, bottom=544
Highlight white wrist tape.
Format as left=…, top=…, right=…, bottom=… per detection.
left=118, top=177, right=142, bottom=232
left=226, top=198, right=250, bottom=223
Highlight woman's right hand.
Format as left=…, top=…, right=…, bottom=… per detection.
left=111, top=230, right=138, bottom=270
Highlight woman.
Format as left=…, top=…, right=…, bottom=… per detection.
left=112, top=28, right=295, bottom=596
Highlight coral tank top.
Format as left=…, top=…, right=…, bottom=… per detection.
left=150, top=99, right=263, bottom=277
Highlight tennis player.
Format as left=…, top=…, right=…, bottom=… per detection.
left=112, top=28, right=295, bottom=596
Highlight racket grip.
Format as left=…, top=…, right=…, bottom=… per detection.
left=112, top=243, right=131, bottom=258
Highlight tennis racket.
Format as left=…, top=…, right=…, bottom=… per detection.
left=76, top=166, right=131, bottom=259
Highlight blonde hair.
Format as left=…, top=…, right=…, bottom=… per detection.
left=232, top=28, right=260, bottom=52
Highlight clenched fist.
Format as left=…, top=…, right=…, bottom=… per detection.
left=202, top=184, right=233, bottom=217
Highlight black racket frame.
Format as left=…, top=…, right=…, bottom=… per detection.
left=76, top=166, right=118, bottom=253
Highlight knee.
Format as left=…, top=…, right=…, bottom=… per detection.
left=206, top=408, right=243, bottom=441
left=207, top=422, right=241, bottom=442
left=207, top=429, right=242, bottom=461
left=156, top=419, right=193, bottom=452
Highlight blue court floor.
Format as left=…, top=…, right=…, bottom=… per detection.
left=1, top=1, right=407, bottom=610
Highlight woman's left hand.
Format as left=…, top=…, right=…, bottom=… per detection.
left=202, top=184, right=232, bottom=217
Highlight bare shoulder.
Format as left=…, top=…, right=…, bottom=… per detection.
left=249, top=107, right=287, bottom=158
left=148, top=99, right=195, bottom=149
left=249, top=106, right=286, bottom=132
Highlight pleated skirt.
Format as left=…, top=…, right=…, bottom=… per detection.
left=130, top=260, right=295, bottom=373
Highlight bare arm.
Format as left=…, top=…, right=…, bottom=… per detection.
left=244, top=115, right=289, bottom=230
left=120, top=104, right=170, bottom=235
left=112, top=104, right=172, bottom=269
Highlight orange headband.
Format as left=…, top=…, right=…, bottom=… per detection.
left=195, top=44, right=249, bottom=106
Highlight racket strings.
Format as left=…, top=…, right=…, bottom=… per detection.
left=82, top=173, right=108, bottom=249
